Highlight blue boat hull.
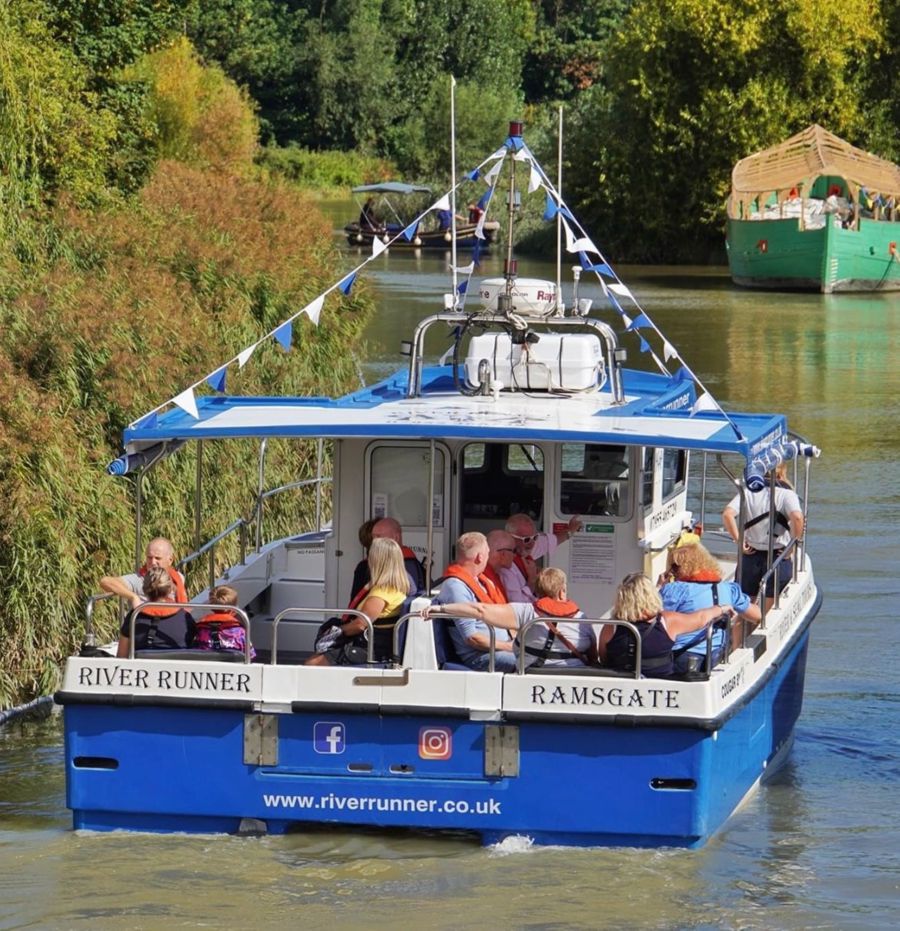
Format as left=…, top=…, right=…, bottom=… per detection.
left=62, top=617, right=812, bottom=847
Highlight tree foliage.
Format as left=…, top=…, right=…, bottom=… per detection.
left=563, top=0, right=890, bottom=262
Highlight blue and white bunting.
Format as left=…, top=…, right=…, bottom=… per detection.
left=206, top=367, right=227, bottom=393
left=692, top=392, right=719, bottom=413
left=274, top=320, right=293, bottom=351
left=303, top=295, right=324, bottom=326
left=545, top=195, right=559, bottom=222
left=371, top=237, right=387, bottom=257
left=339, top=272, right=356, bottom=295
left=173, top=387, right=199, bottom=420
left=237, top=345, right=256, bottom=369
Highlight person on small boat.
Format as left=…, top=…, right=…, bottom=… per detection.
left=483, top=529, right=517, bottom=600
left=194, top=585, right=254, bottom=658
left=660, top=542, right=761, bottom=675
left=434, top=531, right=517, bottom=671
left=359, top=197, right=378, bottom=230
left=307, top=537, right=410, bottom=666
left=100, top=536, right=188, bottom=604
left=499, top=513, right=583, bottom=603
left=722, top=462, right=804, bottom=601
left=117, top=566, right=195, bottom=657
left=599, top=573, right=734, bottom=678
left=426, top=567, right=597, bottom=670
left=467, top=203, right=484, bottom=225
left=350, top=517, right=426, bottom=601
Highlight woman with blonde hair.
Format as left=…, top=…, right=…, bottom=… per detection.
left=599, top=573, right=733, bottom=677
left=661, top=542, right=761, bottom=675
left=307, top=537, right=410, bottom=666
left=117, top=567, right=195, bottom=657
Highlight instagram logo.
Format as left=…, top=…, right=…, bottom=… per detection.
left=419, top=726, right=452, bottom=760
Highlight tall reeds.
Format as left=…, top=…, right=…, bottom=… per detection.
left=0, top=163, right=371, bottom=706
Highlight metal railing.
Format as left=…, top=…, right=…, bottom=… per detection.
left=125, top=602, right=252, bottom=663
left=176, top=475, right=332, bottom=591
left=270, top=608, right=371, bottom=666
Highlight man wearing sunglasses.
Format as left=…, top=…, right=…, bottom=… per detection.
left=500, top=512, right=583, bottom=603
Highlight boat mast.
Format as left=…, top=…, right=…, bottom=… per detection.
left=503, top=121, right=522, bottom=301
left=449, top=76, right=459, bottom=305
left=556, top=106, right=563, bottom=315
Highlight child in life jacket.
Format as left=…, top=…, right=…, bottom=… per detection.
left=194, top=585, right=255, bottom=658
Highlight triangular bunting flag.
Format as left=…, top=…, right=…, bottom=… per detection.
left=562, top=218, right=578, bottom=253
left=472, top=241, right=483, bottom=267
left=622, top=313, right=633, bottom=328
left=570, top=236, right=599, bottom=254
left=484, top=160, right=504, bottom=183
left=402, top=222, right=418, bottom=242
left=578, top=250, right=593, bottom=270
left=692, top=392, right=719, bottom=413
left=206, top=367, right=227, bottom=393
left=663, top=341, right=677, bottom=362
left=173, top=387, right=199, bottom=420
left=339, top=272, right=356, bottom=295
left=609, top=283, right=634, bottom=300
left=506, top=135, right=525, bottom=152
left=528, top=164, right=542, bottom=193
left=237, top=345, right=256, bottom=369
left=274, top=320, right=293, bottom=351
left=477, top=188, right=493, bottom=210
left=639, top=337, right=651, bottom=353
left=457, top=280, right=468, bottom=294
left=466, top=168, right=481, bottom=181
left=452, top=261, right=475, bottom=275
left=433, top=194, right=451, bottom=211
left=135, top=411, right=158, bottom=429
left=372, top=237, right=387, bottom=257
left=544, top=195, right=559, bottom=222
left=591, top=263, right=614, bottom=277
left=303, top=294, right=324, bottom=326
left=674, top=365, right=692, bottom=382
left=627, top=313, right=652, bottom=330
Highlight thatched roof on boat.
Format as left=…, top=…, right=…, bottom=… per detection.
left=730, top=125, right=900, bottom=198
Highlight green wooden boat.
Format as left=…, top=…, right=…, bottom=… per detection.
left=726, top=125, right=900, bottom=293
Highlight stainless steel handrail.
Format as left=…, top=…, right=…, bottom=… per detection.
left=758, top=537, right=800, bottom=626
left=393, top=611, right=497, bottom=672
left=515, top=616, right=643, bottom=677
left=83, top=592, right=124, bottom=647
left=271, top=608, right=372, bottom=666
left=126, top=602, right=252, bottom=663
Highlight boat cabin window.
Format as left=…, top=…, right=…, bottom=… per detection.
left=662, top=448, right=687, bottom=501
left=641, top=448, right=654, bottom=508
left=461, top=442, right=544, bottom=528
left=370, top=446, right=446, bottom=527
left=559, top=443, right=630, bottom=517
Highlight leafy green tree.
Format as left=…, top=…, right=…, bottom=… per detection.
left=0, top=0, right=119, bottom=217
left=565, top=0, right=885, bottom=262
left=523, top=0, right=629, bottom=102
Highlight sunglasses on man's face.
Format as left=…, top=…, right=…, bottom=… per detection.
left=511, top=534, right=538, bottom=545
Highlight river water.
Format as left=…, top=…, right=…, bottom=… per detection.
left=1, top=220, right=898, bottom=929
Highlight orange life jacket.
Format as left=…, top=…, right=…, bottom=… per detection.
left=482, top=565, right=509, bottom=601
left=534, top=596, right=580, bottom=618
left=195, top=609, right=241, bottom=629
left=139, top=565, right=188, bottom=603
left=443, top=565, right=506, bottom=604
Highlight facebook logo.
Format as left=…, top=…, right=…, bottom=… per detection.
left=313, top=722, right=346, bottom=755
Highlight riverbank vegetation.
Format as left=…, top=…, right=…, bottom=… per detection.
left=1, top=0, right=897, bottom=703
left=0, top=3, right=370, bottom=705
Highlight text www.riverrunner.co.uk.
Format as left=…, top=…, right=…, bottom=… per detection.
left=263, top=793, right=501, bottom=815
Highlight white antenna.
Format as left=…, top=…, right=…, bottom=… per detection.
left=450, top=75, right=459, bottom=306
left=556, top=105, right=563, bottom=315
